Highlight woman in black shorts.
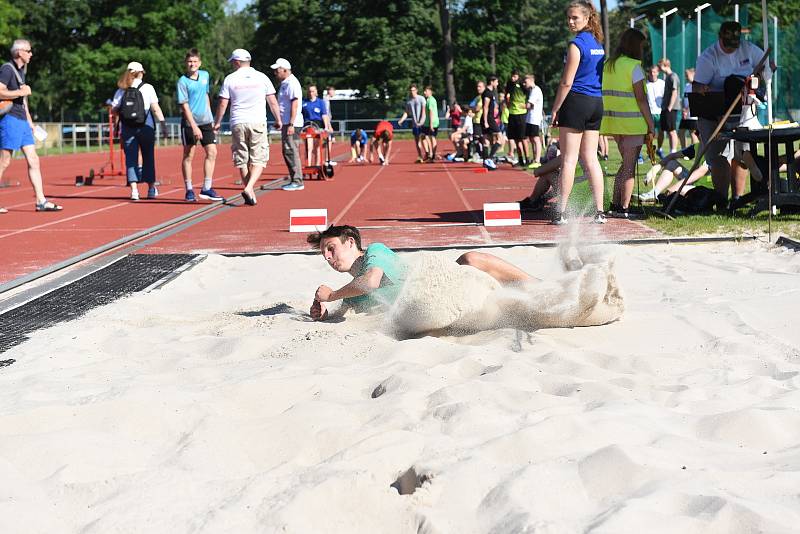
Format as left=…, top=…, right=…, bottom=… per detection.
left=549, top=0, right=607, bottom=224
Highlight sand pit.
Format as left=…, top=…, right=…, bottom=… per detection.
left=2, top=241, right=800, bottom=532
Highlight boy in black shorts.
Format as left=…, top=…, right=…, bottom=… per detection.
left=482, top=75, right=501, bottom=169
left=176, top=48, right=222, bottom=202
left=505, top=70, right=528, bottom=166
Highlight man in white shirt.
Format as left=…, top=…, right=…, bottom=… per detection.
left=645, top=65, right=664, bottom=154
left=524, top=73, right=544, bottom=169
left=272, top=58, right=305, bottom=191
left=693, top=21, right=771, bottom=207
left=213, top=48, right=281, bottom=206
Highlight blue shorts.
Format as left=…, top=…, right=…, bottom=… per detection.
left=412, top=125, right=421, bottom=137
left=0, top=114, right=34, bottom=151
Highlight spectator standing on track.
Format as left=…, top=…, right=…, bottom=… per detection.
left=0, top=39, right=62, bottom=213
left=421, top=86, right=440, bottom=162
left=645, top=65, right=664, bottom=155
left=470, top=80, right=487, bottom=161
left=482, top=75, right=501, bottom=169
left=177, top=48, right=222, bottom=203
left=302, top=84, right=331, bottom=166
left=505, top=69, right=528, bottom=167
left=658, top=57, right=680, bottom=155
left=213, top=48, right=281, bottom=207
left=600, top=28, right=654, bottom=219
left=549, top=0, right=606, bottom=225
left=445, top=101, right=462, bottom=155
left=397, top=84, right=427, bottom=163
left=524, top=73, right=544, bottom=169
left=111, top=61, right=166, bottom=201
left=272, top=57, right=305, bottom=191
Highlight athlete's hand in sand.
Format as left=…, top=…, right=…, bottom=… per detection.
left=315, top=284, right=334, bottom=302
left=310, top=299, right=328, bottom=321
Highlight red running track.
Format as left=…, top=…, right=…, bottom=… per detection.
left=0, top=140, right=661, bottom=285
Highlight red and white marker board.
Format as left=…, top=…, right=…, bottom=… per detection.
left=483, top=202, right=521, bottom=227
left=289, top=208, right=328, bottom=233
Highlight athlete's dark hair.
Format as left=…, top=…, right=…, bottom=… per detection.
left=567, top=0, right=604, bottom=44
left=606, top=28, right=646, bottom=72
left=487, top=75, right=498, bottom=84
left=307, top=225, right=363, bottom=251
left=185, top=48, right=201, bottom=61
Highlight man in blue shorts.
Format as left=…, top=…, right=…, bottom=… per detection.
left=349, top=128, right=368, bottom=162
left=0, top=39, right=62, bottom=213
left=307, top=225, right=536, bottom=320
left=177, top=48, right=222, bottom=202
left=397, top=84, right=427, bottom=163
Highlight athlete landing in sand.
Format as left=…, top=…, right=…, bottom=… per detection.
left=307, top=225, right=536, bottom=320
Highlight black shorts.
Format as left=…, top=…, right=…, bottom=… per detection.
left=181, top=123, right=217, bottom=146
left=484, top=120, right=500, bottom=134
left=473, top=123, right=483, bottom=137
left=557, top=91, right=603, bottom=131
left=420, top=126, right=438, bottom=137
left=660, top=110, right=677, bottom=132
left=507, top=114, right=526, bottom=140
left=525, top=123, right=541, bottom=137
left=679, top=118, right=697, bottom=132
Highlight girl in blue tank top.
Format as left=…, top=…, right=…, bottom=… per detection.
left=549, top=0, right=607, bottom=226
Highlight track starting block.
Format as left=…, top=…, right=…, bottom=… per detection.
left=483, top=202, right=521, bottom=227
left=289, top=208, right=328, bottom=233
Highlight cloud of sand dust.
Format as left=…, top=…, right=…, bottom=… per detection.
left=386, top=246, right=624, bottom=338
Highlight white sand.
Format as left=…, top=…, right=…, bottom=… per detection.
left=2, top=241, right=800, bottom=533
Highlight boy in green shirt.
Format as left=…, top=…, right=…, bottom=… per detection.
left=308, top=225, right=535, bottom=320
left=421, top=86, right=439, bottom=162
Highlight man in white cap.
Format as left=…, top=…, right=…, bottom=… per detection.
left=271, top=57, right=304, bottom=191
left=213, top=48, right=281, bottom=206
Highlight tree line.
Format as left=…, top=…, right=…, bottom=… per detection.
left=2, top=0, right=797, bottom=122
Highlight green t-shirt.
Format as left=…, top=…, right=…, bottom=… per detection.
left=343, top=243, right=407, bottom=311
left=425, top=96, right=440, bottom=128
left=507, top=81, right=528, bottom=115
left=501, top=104, right=509, bottom=124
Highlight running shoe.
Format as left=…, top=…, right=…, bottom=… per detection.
left=656, top=148, right=665, bottom=159
left=415, top=157, right=424, bottom=164
left=594, top=211, right=607, bottom=224
left=445, top=153, right=455, bottom=162
left=637, top=155, right=645, bottom=165
left=638, top=190, right=658, bottom=202
left=147, top=186, right=158, bottom=199
left=551, top=211, right=568, bottom=225
left=482, top=158, right=497, bottom=170
left=185, top=189, right=197, bottom=202
left=130, top=188, right=140, bottom=201
left=453, top=157, right=465, bottom=162
left=527, top=161, right=541, bottom=169
left=379, top=155, right=386, bottom=165
left=199, top=188, right=224, bottom=201
left=281, top=182, right=305, bottom=191
left=608, top=207, right=629, bottom=219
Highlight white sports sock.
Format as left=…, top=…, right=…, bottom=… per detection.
left=203, top=177, right=212, bottom=191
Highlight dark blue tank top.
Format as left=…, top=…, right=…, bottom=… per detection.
left=569, top=31, right=604, bottom=97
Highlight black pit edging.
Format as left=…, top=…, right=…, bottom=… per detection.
left=0, top=254, right=197, bottom=356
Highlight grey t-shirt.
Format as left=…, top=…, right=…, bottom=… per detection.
left=662, top=71, right=681, bottom=111
left=405, top=95, right=426, bottom=126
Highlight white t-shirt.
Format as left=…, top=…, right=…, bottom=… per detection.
left=278, top=74, right=304, bottom=128
left=219, top=66, right=276, bottom=126
left=111, top=79, right=158, bottom=125
left=462, top=115, right=473, bottom=135
left=695, top=40, right=771, bottom=92
left=526, top=85, right=544, bottom=126
left=645, top=78, right=664, bottom=114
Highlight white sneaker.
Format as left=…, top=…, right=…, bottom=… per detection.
left=638, top=189, right=658, bottom=202
left=130, top=188, right=140, bottom=201
left=483, top=158, right=497, bottom=170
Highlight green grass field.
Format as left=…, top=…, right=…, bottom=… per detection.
left=554, top=137, right=800, bottom=239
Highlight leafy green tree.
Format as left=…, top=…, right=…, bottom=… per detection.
left=0, top=0, right=23, bottom=46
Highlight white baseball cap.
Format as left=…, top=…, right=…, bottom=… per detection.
left=127, top=61, right=144, bottom=73
left=228, top=48, right=251, bottom=62
left=270, top=57, right=291, bottom=70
